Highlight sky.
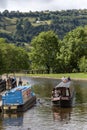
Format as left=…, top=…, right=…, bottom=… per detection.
left=0, top=0, right=87, bottom=12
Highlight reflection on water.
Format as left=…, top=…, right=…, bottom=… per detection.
left=0, top=77, right=87, bottom=130
left=52, top=106, right=72, bottom=122
left=74, top=80, right=87, bottom=105
left=0, top=112, right=24, bottom=130
left=3, top=113, right=23, bottom=126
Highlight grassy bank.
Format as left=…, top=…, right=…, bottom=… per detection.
left=16, top=73, right=87, bottom=80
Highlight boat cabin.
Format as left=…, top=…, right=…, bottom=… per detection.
left=51, top=81, right=75, bottom=107
left=2, top=85, right=36, bottom=113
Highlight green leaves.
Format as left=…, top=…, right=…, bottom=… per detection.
left=78, top=56, right=87, bottom=72
left=60, top=26, right=87, bottom=72
left=30, top=31, right=60, bottom=73
left=0, top=38, right=30, bottom=74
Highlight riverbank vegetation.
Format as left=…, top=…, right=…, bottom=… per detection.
left=0, top=26, right=87, bottom=74
left=30, top=27, right=87, bottom=73
left=17, top=73, right=87, bottom=80
left=0, top=38, right=30, bottom=74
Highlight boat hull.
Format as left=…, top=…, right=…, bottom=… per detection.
left=2, top=96, right=36, bottom=113
left=52, top=97, right=73, bottom=108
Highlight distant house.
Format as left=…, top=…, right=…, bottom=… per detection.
left=36, top=20, right=42, bottom=24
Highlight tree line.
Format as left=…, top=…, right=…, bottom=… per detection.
left=0, top=26, right=87, bottom=74
left=30, top=27, right=87, bottom=73
left=0, top=38, right=30, bottom=74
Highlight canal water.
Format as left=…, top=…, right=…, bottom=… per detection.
left=0, top=77, right=87, bottom=130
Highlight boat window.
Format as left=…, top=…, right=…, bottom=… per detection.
left=61, top=88, right=69, bottom=96
left=61, top=88, right=66, bottom=96
left=52, top=88, right=61, bottom=97
left=66, top=89, right=69, bottom=96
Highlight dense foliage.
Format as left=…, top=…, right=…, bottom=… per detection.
left=0, top=9, right=87, bottom=73
left=0, top=38, right=30, bottom=74
left=60, top=26, right=87, bottom=73
left=30, top=31, right=60, bottom=73
left=30, top=27, right=87, bottom=73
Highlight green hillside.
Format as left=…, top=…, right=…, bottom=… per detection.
left=1, top=9, right=87, bottom=45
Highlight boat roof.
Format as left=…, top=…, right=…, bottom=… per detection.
left=8, top=85, right=31, bottom=93
left=55, top=81, right=72, bottom=88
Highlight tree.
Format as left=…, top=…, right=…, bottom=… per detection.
left=60, top=26, right=87, bottom=72
left=3, top=45, right=30, bottom=72
left=0, top=38, right=8, bottom=73
left=23, top=19, right=32, bottom=33
left=0, top=38, right=30, bottom=73
left=30, top=30, right=60, bottom=73
left=23, top=19, right=32, bottom=42
left=14, top=20, right=24, bottom=42
left=78, top=56, right=87, bottom=72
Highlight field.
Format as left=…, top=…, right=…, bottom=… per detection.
left=15, top=73, right=87, bottom=80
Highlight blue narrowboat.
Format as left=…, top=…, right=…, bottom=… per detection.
left=2, top=85, right=36, bottom=113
